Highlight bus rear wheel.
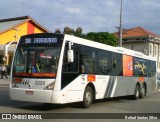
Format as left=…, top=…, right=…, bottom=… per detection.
left=133, top=84, right=140, bottom=100
left=82, top=86, right=93, bottom=108
left=140, top=84, right=146, bottom=99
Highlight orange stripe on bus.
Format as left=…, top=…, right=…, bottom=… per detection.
left=31, top=73, right=56, bottom=77
left=15, top=78, right=22, bottom=83
left=13, top=72, right=56, bottom=77
left=14, top=72, right=30, bottom=76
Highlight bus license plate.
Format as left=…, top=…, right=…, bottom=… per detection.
left=25, top=91, right=34, bottom=95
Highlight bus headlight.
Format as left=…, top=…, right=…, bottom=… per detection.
left=12, top=78, right=22, bottom=88
left=44, top=82, right=55, bottom=90
left=12, top=83, right=18, bottom=88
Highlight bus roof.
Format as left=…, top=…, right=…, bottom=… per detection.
left=64, top=34, right=156, bottom=61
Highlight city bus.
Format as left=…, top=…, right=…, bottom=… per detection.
left=10, top=33, right=157, bottom=108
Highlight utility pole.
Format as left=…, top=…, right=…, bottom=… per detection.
left=21, top=0, right=24, bottom=16
left=118, top=0, right=123, bottom=47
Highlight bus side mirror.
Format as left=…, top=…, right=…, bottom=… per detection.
left=67, top=50, right=74, bottom=63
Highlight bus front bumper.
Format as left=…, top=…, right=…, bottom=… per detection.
left=10, top=88, right=53, bottom=103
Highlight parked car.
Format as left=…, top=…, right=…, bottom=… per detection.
left=5, top=65, right=11, bottom=75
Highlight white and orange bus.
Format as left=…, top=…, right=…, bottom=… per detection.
left=10, top=33, right=156, bottom=108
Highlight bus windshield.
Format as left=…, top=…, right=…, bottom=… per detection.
left=12, top=34, right=64, bottom=78
left=13, top=45, right=61, bottom=78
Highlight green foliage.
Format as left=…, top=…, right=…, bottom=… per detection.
left=74, top=27, right=82, bottom=37
left=62, top=27, right=117, bottom=46
left=63, top=27, right=74, bottom=35
left=84, top=32, right=117, bottom=46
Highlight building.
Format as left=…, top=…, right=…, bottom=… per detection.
left=114, top=26, right=160, bottom=75
left=0, top=16, right=51, bottom=65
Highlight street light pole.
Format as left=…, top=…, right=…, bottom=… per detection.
left=118, top=0, right=123, bottom=47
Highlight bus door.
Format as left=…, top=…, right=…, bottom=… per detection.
left=61, top=42, right=80, bottom=89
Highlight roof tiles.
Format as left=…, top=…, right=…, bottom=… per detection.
left=115, top=26, right=160, bottom=38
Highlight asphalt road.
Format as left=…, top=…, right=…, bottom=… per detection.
left=1, top=77, right=160, bottom=122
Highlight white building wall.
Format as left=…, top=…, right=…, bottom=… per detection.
left=123, top=42, right=148, bottom=54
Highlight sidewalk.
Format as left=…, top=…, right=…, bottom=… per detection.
left=0, top=75, right=10, bottom=85
left=158, top=85, right=160, bottom=92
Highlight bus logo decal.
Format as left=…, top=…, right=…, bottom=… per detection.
left=123, top=55, right=133, bottom=76
left=135, top=61, right=146, bottom=75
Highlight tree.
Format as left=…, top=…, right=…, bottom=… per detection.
left=55, top=29, right=61, bottom=34
left=56, top=26, right=117, bottom=46
left=84, top=32, right=117, bottom=46
left=74, top=27, right=82, bottom=37
left=63, top=26, right=74, bottom=35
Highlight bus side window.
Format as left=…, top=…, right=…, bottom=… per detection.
left=97, top=50, right=111, bottom=75
left=150, top=61, right=156, bottom=76
left=81, top=59, right=92, bottom=73
left=80, top=46, right=96, bottom=74
left=68, top=51, right=79, bottom=72
left=63, top=50, right=79, bottom=73
left=111, top=53, right=123, bottom=76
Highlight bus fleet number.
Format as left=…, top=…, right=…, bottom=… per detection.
left=35, top=81, right=45, bottom=85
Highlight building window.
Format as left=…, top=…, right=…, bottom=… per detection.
left=159, top=46, right=160, bottom=56
left=142, top=38, right=146, bottom=41
left=150, top=45, right=152, bottom=55
left=123, top=39, right=127, bottom=41
left=155, top=46, right=157, bottom=55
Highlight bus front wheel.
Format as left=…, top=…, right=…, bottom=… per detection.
left=82, top=86, right=93, bottom=108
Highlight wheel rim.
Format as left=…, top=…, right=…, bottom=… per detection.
left=142, top=86, right=145, bottom=95
left=141, top=85, right=146, bottom=96
left=85, top=91, right=92, bottom=104
left=136, top=86, right=140, bottom=98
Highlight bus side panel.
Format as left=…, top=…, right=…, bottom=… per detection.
left=53, top=75, right=156, bottom=104
left=58, top=75, right=85, bottom=103
left=111, top=76, right=137, bottom=97
left=58, top=75, right=139, bottom=104
left=145, top=75, right=157, bottom=92
left=112, top=75, right=156, bottom=98
left=58, top=75, right=111, bottom=103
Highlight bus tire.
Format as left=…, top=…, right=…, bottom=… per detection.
left=82, top=86, right=93, bottom=108
left=140, top=84, right=146, bottom=99
left=133, top=84, right=140, bottom=100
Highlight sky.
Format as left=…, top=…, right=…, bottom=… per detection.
left=1, top=0, right=160, bottom=34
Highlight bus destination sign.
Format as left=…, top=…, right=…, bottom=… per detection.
left=24, top=37, right=58, bottom=44
left=19, top=33, right=64, bottom=46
